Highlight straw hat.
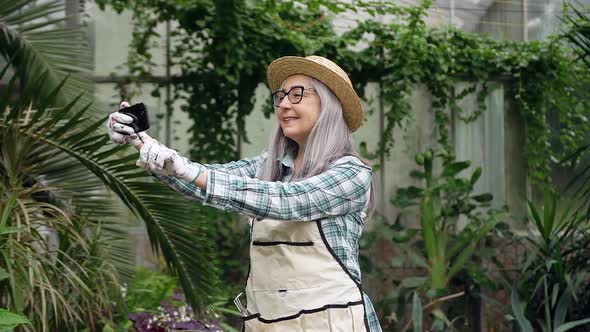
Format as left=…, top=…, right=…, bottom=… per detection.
left=267, top=55, right=364, bottom=132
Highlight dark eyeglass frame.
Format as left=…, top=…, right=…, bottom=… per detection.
left=272, top=85, right=317, bottom=107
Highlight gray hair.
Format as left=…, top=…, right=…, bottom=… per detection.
left=259, top=77, right=375, bottom=218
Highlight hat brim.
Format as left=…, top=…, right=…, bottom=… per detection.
left=267, top=56, right=363, bottom=132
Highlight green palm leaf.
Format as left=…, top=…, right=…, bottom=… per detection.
left=1, top=72, right=219, bottom=316
left=1, top=0, right=220, bottom=322
left=563, top=2, right=590, bottom=65
left=0, top=0, right=97, bottom=117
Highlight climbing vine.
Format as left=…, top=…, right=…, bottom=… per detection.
left=97, top=0, right=590, bottom=184
left=335, top=2, right=590, bottom=184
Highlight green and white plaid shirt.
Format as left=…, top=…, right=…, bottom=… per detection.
left=153, top=152, right=382, bottom=332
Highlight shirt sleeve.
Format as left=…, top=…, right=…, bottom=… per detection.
left=204, top=152, right=267, bottom=177
left=152, top=152, right=267, bottom=202
left=204, top=156, right=372, bottom=221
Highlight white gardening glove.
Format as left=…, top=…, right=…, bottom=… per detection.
left=106, top=101, right=141, bottom=147
left=135, top=132, right=202, bottom=182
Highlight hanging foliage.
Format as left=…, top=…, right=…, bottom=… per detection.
left=95, top=0, right=590, bottom=184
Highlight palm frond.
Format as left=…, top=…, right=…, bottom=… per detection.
left=0, top=0, right=100, bottom=120
left=1, top=193, right=118, bottom=330
left=563, top=1, right=590, bottom=62
left=1, top=1, right=221, bottom=323
left=1, top=65, right=220, bottom=315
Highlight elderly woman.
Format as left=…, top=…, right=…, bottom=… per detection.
left=107, top=56, right=382, bottom=332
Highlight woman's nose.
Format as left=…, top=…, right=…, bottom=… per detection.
left=278, top=96, right=292, bottom=110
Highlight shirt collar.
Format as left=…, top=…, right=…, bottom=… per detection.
left=280, top=151, right=295, bottom=168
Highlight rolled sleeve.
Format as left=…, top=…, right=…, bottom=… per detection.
left=204, top=156, right=372, bottom=221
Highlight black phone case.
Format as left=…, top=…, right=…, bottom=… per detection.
left=120, top=103, right=150, bottom=133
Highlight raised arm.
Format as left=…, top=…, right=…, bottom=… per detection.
left=201, top=156, right=372, bottom=221
left=132, top=133, right=266, bottom=202
left=108, top=116, right=371, bottom=220
left=151, top=154, right=266, bottom=202
left=136, top=137, right=372, bottom=221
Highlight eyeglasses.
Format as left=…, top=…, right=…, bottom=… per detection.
left=272, top=85, right=317, bottom=107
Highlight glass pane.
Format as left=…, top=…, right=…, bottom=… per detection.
left=454, top=83, right=506, bottom=208
left=475, top=0, right=524, bottom=41
left=527, top=0, right=562, bottom=41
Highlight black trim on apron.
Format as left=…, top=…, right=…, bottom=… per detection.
left=243, top=300, right=365, bottom=323
left=316, top=220, right=371, bottom=331
left=241, top=217, right=254, bottom=331
left=252, top=240, right=314, bottom=246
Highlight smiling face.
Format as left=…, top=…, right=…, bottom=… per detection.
left=275, top=75, right=321, bottom=147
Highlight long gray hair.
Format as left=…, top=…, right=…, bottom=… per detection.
left=259, top=76, right=375, bottom=218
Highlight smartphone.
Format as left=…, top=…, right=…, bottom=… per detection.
left=119, top=103, right=150, bottom=133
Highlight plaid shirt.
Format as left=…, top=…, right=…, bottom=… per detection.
left=153, top=152, right=382, bottom=332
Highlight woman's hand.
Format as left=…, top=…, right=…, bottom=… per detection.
left=106, top=101, right=142, bottom=148
left=107, top=102, right=204, bottom=184
left=136, top=134, right=202, bottom=183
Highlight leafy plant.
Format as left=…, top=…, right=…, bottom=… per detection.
left=393, top=148, right=506, bottom=294
left=129, top=293, right=223, bottom=332
left=0, top=308, right=30, bottom=332
left=0, top=64, right=219, bottom=330
left=0, top=155, right=122, bottom=331
left=0, top=267, right=30, bottom=332
left=111, top=267, right=238, bottom=332
left=385, top=148, right=508, bottom=330
left=400, top=290, right=466, bottom=332
left=124, top=267, right=178, bottom=314
left=510, top=188, right=590, bottom=332
left=0, top=0, right=97, bottom=114
left=562, top=1, right=590, bottom=66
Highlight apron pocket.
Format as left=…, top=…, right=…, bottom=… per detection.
left=250, top=243, right=323, bottom=291
left=252, top=287, right=320, bottom=320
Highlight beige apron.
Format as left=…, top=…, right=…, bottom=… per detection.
left=237, top=218, right=369, bottom=332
